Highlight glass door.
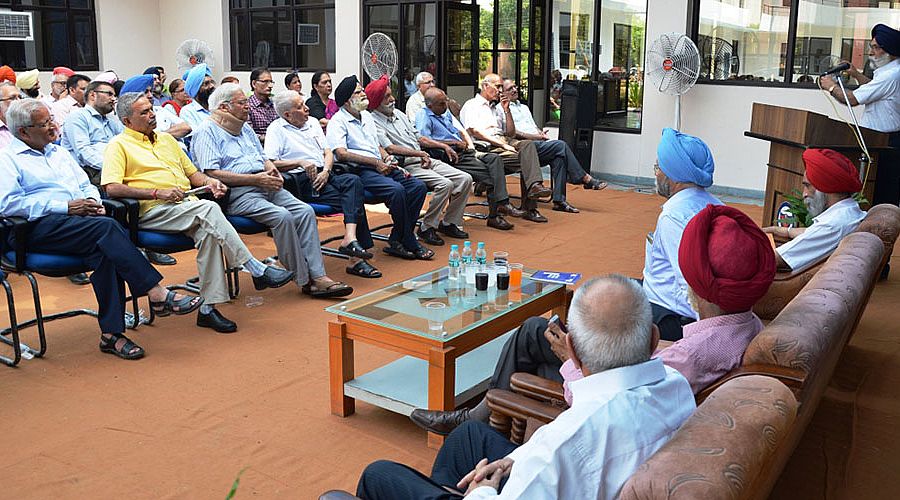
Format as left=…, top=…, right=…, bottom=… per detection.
left=444, top=1, right=479, bottom=88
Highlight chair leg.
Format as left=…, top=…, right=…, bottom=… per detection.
left=0, top=279, right=21, bottom=367
left=24, top=272, right=47, bottom=358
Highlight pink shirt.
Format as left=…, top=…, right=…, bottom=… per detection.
left=561, top=310, right=764, bottom=403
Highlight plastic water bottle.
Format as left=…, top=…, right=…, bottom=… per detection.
left=461, top=241, right=473, bottom=275
left=448, top=244, right=461, bottom=280
left=475, top=242, right=487, bottom=271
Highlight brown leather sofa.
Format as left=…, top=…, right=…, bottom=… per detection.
left=754, top=203, right=900, bottom=320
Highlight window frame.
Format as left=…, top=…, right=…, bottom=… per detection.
left=0, top=0, right=99, bottom=71
left=228, top=0, right=336, bottom=72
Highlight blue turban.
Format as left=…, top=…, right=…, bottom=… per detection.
left=184, top=63, right=212, bottom=98
left=872, top=24, right=900, bottom=56
left=657, top=128, right=714, bottom=187
left=120, top=74, right=154, bottom=95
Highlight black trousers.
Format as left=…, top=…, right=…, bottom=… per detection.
left=533, top=139, right=588, bottom=203
left=11, top=215, right=162, bottom=334
left=650, top=302, right=694, bottom=342
left=452, top=151, right=510, bottom=213
left=874, top=132, right=900, bottom=206
left=356, top=421, right=518, bottom=500
left=490, top=316, right=563, bottom=391
left=354, top=168, right=427, bottom=250
left=287, top=171, right=374, bottom=249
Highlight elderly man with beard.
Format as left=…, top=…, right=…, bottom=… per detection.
left=763, top=148, right=866, bottom=272
left=180, top=63, right=216, bottom=132
left=61, top=80, right=123, bottom=186
left=15, top=69, right=41, bottom=99
left=325, top=75, right=432, bottom=261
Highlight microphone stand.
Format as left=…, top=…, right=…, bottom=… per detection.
left=835, top=74, right=870, bottom=183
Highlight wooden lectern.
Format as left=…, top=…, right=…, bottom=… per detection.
left=745, top=103, right=890, bottom=226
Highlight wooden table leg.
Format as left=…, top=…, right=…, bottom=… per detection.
left=329, top=320, right=355, bottom=417
left=427, top=345, right=456, bottom=449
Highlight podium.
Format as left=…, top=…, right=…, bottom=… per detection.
left=745, top=103, right=891, bottom=226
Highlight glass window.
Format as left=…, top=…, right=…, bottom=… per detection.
left=447, top=6, right=476, bottom=80
left=0, top=0, right=98, bottom=71
left=229, top=2, right=335, bottom=71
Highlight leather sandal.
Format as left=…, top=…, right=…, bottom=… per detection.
left=302, top=281, right=353, bottom=298
left=338, top=240, right=374, bottom=260
left=412, top=245, right=435, bottom=261
left=150, top=290, right=204, bottom=317
left=99, top=333, right=145, bottom=360
left=346, top=260, right=382, bottom=278
left=584, top=178, right=608, bottom=190
left=383, top=241, right=416, bottom=260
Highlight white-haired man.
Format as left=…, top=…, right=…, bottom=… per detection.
left=351, top=275, right=695, bottom=499
left=405, top=71, right=436, bottom=123
left=191, top=83, right=352, bottom=299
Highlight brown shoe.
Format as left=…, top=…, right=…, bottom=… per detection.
left=526, top=182, right=552, bottom=201
left=496, top=202, right=524, bottom=218
left=409, top=408, right=471, bottom=436
left=522, top=208, right=548, bottom=223
left=487, top=215, right=514, bottom=230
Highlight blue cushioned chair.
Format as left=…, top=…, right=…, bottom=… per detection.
left=0, top=200, right=144, bottom=367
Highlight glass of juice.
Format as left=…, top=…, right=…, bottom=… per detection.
left=509, top=263, right=523, bottom=288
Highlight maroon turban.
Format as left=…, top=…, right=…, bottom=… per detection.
left=802, top=148, right=862, bottom=194
left=679, top=205, right=776, bottom=313
left=365, top=75, right=389, bottom=111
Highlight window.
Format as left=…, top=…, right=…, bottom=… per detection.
left=548, top=0, right=647, bottom=132
left=229, top=0, right=335, bottom=71
left=0, top=0, right=98, bottom=71
left=478, top=0, right=545, bottom=105
left=693, top=0, right=900, bottom=85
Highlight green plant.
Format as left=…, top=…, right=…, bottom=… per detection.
left=225, top=467, right=248, bottom=500
left=628, top=80, right=643, bottom=109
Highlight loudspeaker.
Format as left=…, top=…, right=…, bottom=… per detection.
left=559, top=80, right=597, bottom=172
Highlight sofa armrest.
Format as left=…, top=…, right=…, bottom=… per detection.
left=485, top=388, right=565, bottom=444
left=509, top=372, right=566, bottom=405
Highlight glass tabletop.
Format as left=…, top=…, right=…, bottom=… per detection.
left=325, top=266, right=563, bottom=342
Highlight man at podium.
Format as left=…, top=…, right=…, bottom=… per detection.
left=819, top=23, right=900, bottom=206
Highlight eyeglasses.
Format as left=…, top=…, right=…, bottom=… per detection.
left=230, top=99, right=249, bottom=106
left=422, top=80, right=435, bottom=86
left=0, top=94, right=20, bottom=102
left=94, top=90, right=115, bottom=96
left=255, top=79, right=274, bottom=85
left=25, top=118, right=54, bottom=130
left=319, top=79, right=332, bottom=85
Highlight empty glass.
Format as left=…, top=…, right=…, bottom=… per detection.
left=425, top=302, right=446, bottom=333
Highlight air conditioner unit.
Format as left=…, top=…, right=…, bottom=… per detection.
left=0, top=11, right=33, bottom=42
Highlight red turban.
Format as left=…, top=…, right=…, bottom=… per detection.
left=679, top=205, right=776, bottom=313
left=53, top=66, right=75, bottom=77
left=0, top=65, right=15, bottom=84
left=802, top=148, right=862, bottom=194
left=365, top=75, right=389, bottom=111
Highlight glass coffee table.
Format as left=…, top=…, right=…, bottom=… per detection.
left=326, top=266, right=570, bottom=448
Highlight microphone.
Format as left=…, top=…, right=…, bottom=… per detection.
left=821, top=62, right=850, bottom=76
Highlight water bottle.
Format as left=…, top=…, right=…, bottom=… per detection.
left=461, top=241, right=473, bottom=276
left=475, top=241, right=487, bottom=271
left=448, top=244, right=461, bottom=280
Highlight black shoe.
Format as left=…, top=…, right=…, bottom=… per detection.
left=437, top=222, right=469, bottom=239
left=67, top=272, right=91, bottom=285
left=486, top=215, right=514, bottom=230
left=409, top=408, right=471, bottom=436
left=196, top=309, right=237, bottom=333
left=522, top=209, right=548, bottom=223
left=252, top=266, right=295, bottom=291
left=551, top=201, right=579, bottom=213
left=496, top=202, right=525, bottom=218
left=416, top=227, right=445, bottom=246
left=146, top=250, right=177, bottom=265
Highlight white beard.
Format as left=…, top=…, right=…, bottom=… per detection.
left=870, top=54, right=891, bottom=69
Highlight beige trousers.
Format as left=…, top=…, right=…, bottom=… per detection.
left=139, top=199, right=253, bottom=305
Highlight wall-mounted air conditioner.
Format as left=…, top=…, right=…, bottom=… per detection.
left=0, top=11, right=33, bottom=42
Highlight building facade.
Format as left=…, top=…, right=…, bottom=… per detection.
left=2, top=0, right=897, bottom=199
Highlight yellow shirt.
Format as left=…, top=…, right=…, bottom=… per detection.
left=102, top=127, right=199, bottom=215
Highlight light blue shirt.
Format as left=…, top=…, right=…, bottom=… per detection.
left=191, top=120, right=265, bottom=174
left=180, top=100, right=211, bottom=132
left=325, top=108, right=381, bottom=160
left=0, top=137, right=100, bottom=221
left=416, top=107, right=465, bottom=142
left=61, top=105, right=124, bottom=171
left=642, top=187, right=723, bottom=319
left=507, top=101, right=541, bottom=135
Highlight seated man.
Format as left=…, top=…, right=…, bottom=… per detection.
left=460, top=73, right=552, bottom=223
left=644, top=128, right=722, bottom=341
left=763, top=148, right=866, bottom=273
left=501, top=77, right=607, bottom=213
left=61, top=80, right=123, bottom=186
left=356, top=275, right=695, bottom=499
left=0, top=99, right=203, bottom=360
left=51, top=73, right=90, bottom=127
left=248, top=68, right=278, bottom=143
left=325, top=75, right=433, bottom=261
left=410, top=204, right=774, bottom=434
left=179, top=63, right=215, bottom=132
left=102, top=92, right=297, bottom=334
left=266, top=90, right=381, bottom=279
left=191, top=83, right=352, bottom=299
left=367, top=76, right=473, bottom=246
left=417, top=87, right=519, bottom=230
left=404, top=71, right=435, bottom=123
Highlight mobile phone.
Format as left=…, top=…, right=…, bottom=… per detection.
left=548, top=314, right=568, bottom=334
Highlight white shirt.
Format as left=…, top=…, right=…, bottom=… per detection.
left=777, top=197, right=866, bottom=272
left=264, top=117, right=327, bottom=171
left=153, top=105, right=185, bottom=134
left=405, top=90, right=425, bottom=125
left=854, top=58, right=900, bottom=133
left=468, top=358, right=695, bottom=499
left=508, top=101, right=541, bottom=136
left=460, top=94, right=504, bottom=138
left=51, top=95, right=81, bottom=127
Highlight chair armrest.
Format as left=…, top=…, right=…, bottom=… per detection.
left=486, top=388, right=565, bottom=444
left=0, top=216, right=31, bottom=271
left=100, top=199, right=128, bottom=226
left=111, top=198, right=141, bottom=243
left=509, top=372, right=566, bottom=404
